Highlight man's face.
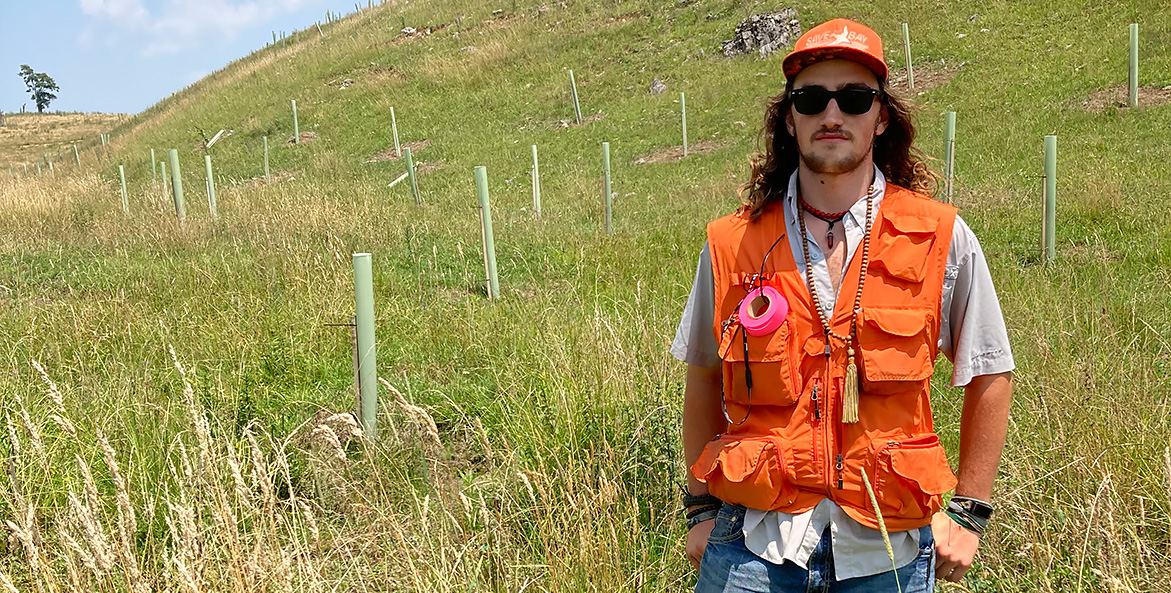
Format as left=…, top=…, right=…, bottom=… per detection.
left=784, top=59, right=888, bottom=176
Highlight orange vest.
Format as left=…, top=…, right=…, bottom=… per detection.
left=691, top=184, right=958, bottom=531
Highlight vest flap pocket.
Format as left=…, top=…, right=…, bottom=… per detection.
left=719, top=318, right=801, bottom=406
left=691, top=435, right=798, bottom=510
left=859, top=307, right=935, bottom=383
left=886, top=214, right=938, bottom=234
left=873, top=434, right=956, bottom=520
left=718, top=307, right=792, bottom=364
left=887, top=437, right=958, bottom=495
left=693, top=436, right=771, bottom=483
left=871, top=215, right=938, bottom=283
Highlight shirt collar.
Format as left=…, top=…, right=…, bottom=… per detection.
left=786, top=165, right=887, bottom=227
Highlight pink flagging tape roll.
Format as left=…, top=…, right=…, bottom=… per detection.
left=738, top=286, right=788, bottom=336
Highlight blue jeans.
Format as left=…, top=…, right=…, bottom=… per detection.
left=695, top=504, right=935, bottom=593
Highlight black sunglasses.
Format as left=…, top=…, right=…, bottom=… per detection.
left=790, top=86, right=880, bottom=116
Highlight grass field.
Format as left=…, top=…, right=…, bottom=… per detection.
left=1, top=0, right=1170, bottom=591
left=0, top=112, right=128, bottom=166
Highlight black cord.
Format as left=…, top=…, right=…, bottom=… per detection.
left=716, top=232, right=788, bottom=426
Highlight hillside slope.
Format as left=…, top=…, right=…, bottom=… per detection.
left=1, top=0, right=1169, bottom=591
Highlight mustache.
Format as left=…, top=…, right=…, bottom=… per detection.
left=813, top=126, right=853, bottom=140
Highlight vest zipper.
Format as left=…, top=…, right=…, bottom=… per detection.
left=809, top=379, right=822, bottom=472
left=811, top=383, right=821, bottom=420
left=836, top=454, right=844, bottom=489
left=822, top=352, right=835, bottom=494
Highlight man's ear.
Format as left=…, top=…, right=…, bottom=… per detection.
left=875, top=102, right=889, bottom=136
left=785, top=108, right=796, bottom=137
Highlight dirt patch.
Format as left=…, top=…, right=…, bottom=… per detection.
left=368, top=139, right=431, bottom=162
left=550, top=111, right=606, bottom=130
left=633, top=139, right=726, bottom=164
left=415, top=158, right=446, bottom=175
left=324, top=64, right=407, bottom=90
left=1080, top=85, right=1171, bottom=112
left=480, top=11, right=519, bottom=32
left=284, top=131, right=318, bottom=146
left=369, top=23, right=451, bottom=50
left=886, top=60, right=963, bottom=95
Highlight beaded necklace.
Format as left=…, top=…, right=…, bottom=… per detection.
left=797, top=184, right=876, bottom=424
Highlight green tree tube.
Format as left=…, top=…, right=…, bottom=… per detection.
left=1129, top=24, right=1138, bottom=108
left=205, top=154, right=217, bottom=220
left=405, top=146, right=420, bottom=205
left=903, top=23, right=914, bottom=90
left=569, top=69, right=583, bottom=125
left=168, top=149, right=186, bottom=220
left=119, top=165, right=129, bottom=214
left=353, top=253, right=378, bottom=439
left=531, top=144, right=541, bottom=215
left=603, top=142, right=613, bottom=234
left=475, top=166, right=500, bottom=299
left=291, top=99, right=300, bottom=144
left=391, top=107, right=401, bottom=157
left=1043, top=136, right=1057, bottom=263
left=944, top=111, right=956, bottom=203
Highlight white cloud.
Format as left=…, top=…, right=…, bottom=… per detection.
left=79, top=0, right=149, bottom=25
left=78, top=0, right=319, bottom=56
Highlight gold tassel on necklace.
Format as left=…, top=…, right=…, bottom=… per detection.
left=843, top=347, right=860, bottom=423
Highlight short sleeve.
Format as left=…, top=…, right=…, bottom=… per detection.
left=670, top=242, right=721, bottom=368
left=938, top=216, right=1015, bottom=387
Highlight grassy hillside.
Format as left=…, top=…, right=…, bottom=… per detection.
left=1, top=0, right=1170, bottom=591
left=0, top=112, right=127, bottom=168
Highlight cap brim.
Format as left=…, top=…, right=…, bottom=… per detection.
left=782, top=47, right=888, bottom=82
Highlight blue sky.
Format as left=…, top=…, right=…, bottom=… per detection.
left=1, top=0, right=373, bottom=114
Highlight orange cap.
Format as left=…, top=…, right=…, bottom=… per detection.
left=782, top=18, right=887, bottom=82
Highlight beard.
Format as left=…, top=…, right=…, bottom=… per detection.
left=799, top=127, right=874, bottom=174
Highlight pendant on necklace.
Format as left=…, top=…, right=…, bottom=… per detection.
left=826, top=229, right=835, bottom=249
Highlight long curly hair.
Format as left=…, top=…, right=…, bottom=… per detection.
left=737, top=79, right=939, bottom=220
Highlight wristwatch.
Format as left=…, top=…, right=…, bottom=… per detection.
left=949, top=496, right=994, bottom=521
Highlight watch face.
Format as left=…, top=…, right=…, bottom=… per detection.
left=960, top=499, right=993, bottom=520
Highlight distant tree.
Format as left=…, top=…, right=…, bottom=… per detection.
left=19, top=65, right=59, bottom=113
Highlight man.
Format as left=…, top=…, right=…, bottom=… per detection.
left=672, top=18, right=1014, bottom=591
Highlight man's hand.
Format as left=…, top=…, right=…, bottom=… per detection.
left=686, top=519, right=716, bottom=570
left=932, top=511, right=980, bottom=582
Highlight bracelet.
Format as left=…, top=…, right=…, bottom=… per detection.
left=945, top=508, right=986, bottom=535
left=950, top=496, right=994, bottom=521
left=682, top=492, right=721, bottom=509
left=685, top=504, right=721, bottom=520
left=686, top=507, right=721, bottom=530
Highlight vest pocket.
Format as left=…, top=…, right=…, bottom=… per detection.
left=872, top=434, right=957, bottom=521
left=718, top=318, right=801, bottom=406
left=692, top=435, right=798, bottom=511
left=870, top=214, right=938, bottom=283
left=858, top=307, right=935, bottom=394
